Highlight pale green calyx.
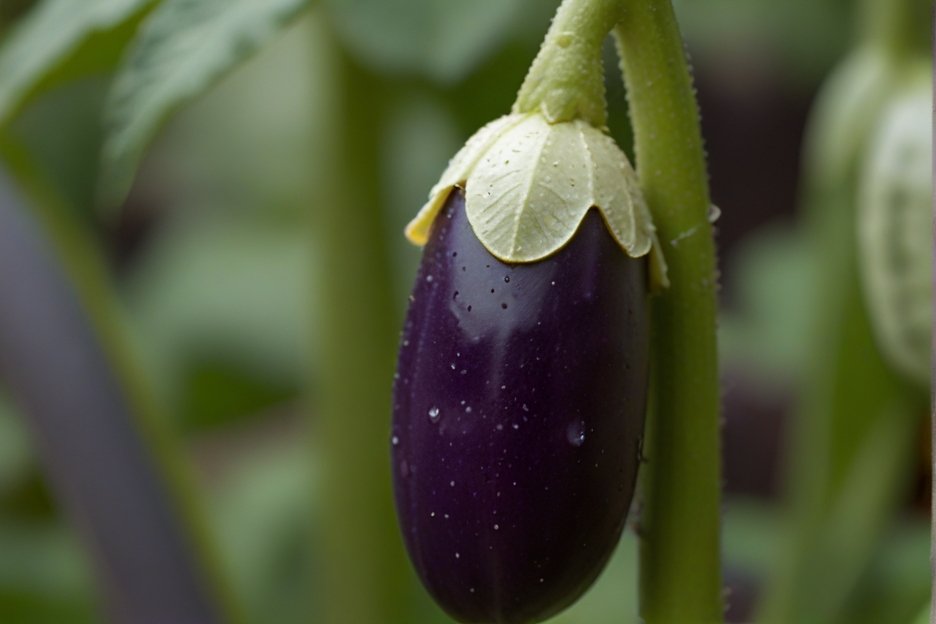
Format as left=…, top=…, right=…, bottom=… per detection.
left=405, top=113, right=668, bottom=290
left=858, top=69, right=931, bottom=387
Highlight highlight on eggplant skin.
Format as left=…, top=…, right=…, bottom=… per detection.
left=391, top=188, right=649, bottom=623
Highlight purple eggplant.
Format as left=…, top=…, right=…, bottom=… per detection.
left=391, top=188, right=649, bottom=623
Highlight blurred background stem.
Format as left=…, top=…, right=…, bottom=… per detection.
left=0, top=141, right=243, bottom=624
left=311, top=22, right=430, bottom=624
left=613, top=2, right=722, bottom=622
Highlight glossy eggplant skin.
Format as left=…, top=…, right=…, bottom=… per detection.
left=392, top=189, right=649, bottom=624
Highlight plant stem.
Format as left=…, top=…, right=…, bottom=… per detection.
left=512, top=0, right=624, bottom=127
left=859, top=0, right=931, bottom=59
left=0, top=141, right=244, bottom=624
left=312, top=26, right=429, bottom=624
left=612, top=3, right=722, bottom=622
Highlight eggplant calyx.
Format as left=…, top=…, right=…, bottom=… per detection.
left=405, top=113, right=668, bottom=290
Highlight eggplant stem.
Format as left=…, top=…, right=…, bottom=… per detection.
left=613, top=2, right=723, bottom=622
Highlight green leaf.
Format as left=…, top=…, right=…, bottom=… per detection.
left=100, top=0, right=310, bottom=208
left=0, top=0, right=152, bottom=128
left=325, top=0, right=525, bottom=81
left=123, top=212, right=316, bottom=425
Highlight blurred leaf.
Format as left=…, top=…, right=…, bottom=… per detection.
left=545, top=532, right=639, bottom=624
left=179, top=361, right=296, bottom=432
left=380, top=93, right=460, bottom=302
left=209, top=435, right=316, bottom=624
left=0, top=0, right=152, bottom=128
left=840, top=517, right=930, bottom=624
left=8, top=77, right=112, bottom=216
left=325, top=0, right=526, bottom=82
left=909, top=605, right=930, bottom=624
left=123, top=213, right=315, bottom=429
left=719, top=222, right=815, bottom=379
left=101, top=0, right=310, bottom=208
left=150, top=12, right=327, bottom=222
left=672, top=0, right=852, bottom=87
left=0, top=521, right=97, bottom=624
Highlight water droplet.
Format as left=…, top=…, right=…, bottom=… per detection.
left=550, top=280, right=556, bottom=286
left=391, top=435, right=399, bottom=446
left=708, top=204, right=721, bottom=223
left=428, top=407, right=441, bottom=422
left=465, top=406, right=473, bottom=414
left=450, top=480, right=456, bottom=487
left=567, top=420, right=586, bottom=447
left=402, top=339, right=410, bottom=347
left=426, top=275, right=433, bottom=282
left=503, top=275, right=510, bottom=283
left=501, top=303, right=508, bottom=309
left=522, top=403, right=529, bottom=412
left=470, top=587, right=476, bottom=594
left=455, top=552, right=460, bottom=559
left=430, top=511, right=436, bottom=517
left=493, top=524, right=500, bottom=530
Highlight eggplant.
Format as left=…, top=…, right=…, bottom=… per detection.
left=391, top=188, right=649, bottom=623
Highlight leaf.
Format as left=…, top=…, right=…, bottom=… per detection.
left=0, top=0, right=152, bottom=128
left=325, top=0, right=525, bottom=82
left=123, top=211, right=316, bottom=422
left=100, top=0, right=310, bottom=208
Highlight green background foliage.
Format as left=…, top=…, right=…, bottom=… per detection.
left=0, top=0, right=929, bottom=622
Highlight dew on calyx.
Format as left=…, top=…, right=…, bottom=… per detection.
left=391, top=435, right=400, bottom=446
left=428, top=407, right=441, bottom=422
left=566, top=420, right=586, bottom=447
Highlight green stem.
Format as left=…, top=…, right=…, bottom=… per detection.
left=512, top=0, right=624, bottom=127
left=858, top=0, right=931, bottom=58
left=612, top=3, right=722, bottom=622
left=312, top=27, right=427, bottom=624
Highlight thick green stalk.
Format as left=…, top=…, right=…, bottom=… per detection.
left=613, top=3, right=722, bottom=622
left=312, top=28, right=427, bottom=624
